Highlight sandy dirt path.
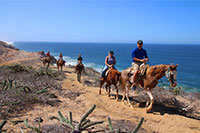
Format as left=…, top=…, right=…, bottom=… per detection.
left=2, top=65, right=200, bottom=133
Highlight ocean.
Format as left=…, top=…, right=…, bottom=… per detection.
left=13, top=42, right=200, bottom=92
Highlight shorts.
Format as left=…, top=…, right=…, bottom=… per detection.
left=132, top=62, right=141, bottom=71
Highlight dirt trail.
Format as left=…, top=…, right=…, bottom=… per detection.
left=2, top=65, right=200, bottom=133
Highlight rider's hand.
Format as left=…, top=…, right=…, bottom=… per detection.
left=141, top=59, right=147, bottom=63
left=140, top=59, right=145, bottom=63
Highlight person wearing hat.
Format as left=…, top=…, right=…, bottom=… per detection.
left=101, top=50, right=116, bottom=79
left=131, top=40, right=149, bottom=90
left=77, top=53, right=83, bottom=64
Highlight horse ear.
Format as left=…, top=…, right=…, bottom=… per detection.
left=175, top=64, right=179, bottom=68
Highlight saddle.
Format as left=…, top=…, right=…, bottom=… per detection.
left=127, top=63, right=148, bottom=77
left=105, top=68, right=112, bottom=78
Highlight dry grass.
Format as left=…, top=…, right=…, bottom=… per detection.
left=0, top=64, right=65, bottom=119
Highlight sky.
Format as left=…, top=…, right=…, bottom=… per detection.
left=0, top=0, right=200, bottom=44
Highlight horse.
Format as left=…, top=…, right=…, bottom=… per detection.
left=121, top=64, right=179, bottom=112
left=57, top=60, right=65, bottom=71
left=75, top=63, right=85, bottom=82
left=99, top=68, right=121, bottom=100
left=43, top=56, right=51, bottom=69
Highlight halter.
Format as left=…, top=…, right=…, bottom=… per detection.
left=165, top=67, right=177, bottom=82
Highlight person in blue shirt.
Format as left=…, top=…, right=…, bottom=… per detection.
left=101, top=51, right=116, bottom=80
left=131, top=40, right=149, bottom=90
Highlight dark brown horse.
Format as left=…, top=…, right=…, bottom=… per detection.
left=75, top=63, right=85, bottom=82
left=43, top=56, right=51, bottom=69
left=99, top=68, right=121, bottom=100
left=121, top=64, right=179, bottom=112
left=57, top=60, right=65, bottom=71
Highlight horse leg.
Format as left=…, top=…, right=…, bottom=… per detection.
left=105, top=84, right=108, bottom=95
left=46, top=63, right=49, bottom=70
left=115, top=85, right=119, bottom=101
left=108, top=85, right=111, bottom=97
left=99, top=79, right=105, bottom=95
left=146, top=90, right=154, bottom=112
left=77, top=73, right=81, bottom=83
left=146, top=100, right=150, bottom=107
left=61, top=65, right=63, bottom=71
left=121, top=82, right=127, bottom=104
left=125, top=86, right=133, bottom=107
left=77, top=73, right=79, bottom=82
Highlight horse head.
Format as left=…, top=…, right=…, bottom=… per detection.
left=167, top=64, right=179, bottom=87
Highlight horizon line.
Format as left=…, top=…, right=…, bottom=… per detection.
left=13, top=40, right=200, bottom=45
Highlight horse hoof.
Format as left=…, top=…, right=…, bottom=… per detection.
left=129, top=105, right=134, bottom=108
left=122, top=101, right=125, bottom=105
left=116, top=98, right=119, bottom=101
left=146, top=107, right=152, bottom=113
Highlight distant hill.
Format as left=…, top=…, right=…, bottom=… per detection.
left=0, top=41, right=56, bottom=64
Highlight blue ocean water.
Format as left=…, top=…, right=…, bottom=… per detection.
left=13, top=42, right=200, bottom=92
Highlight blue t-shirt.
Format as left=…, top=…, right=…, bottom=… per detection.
left=131, top=48, right=148, bottom=62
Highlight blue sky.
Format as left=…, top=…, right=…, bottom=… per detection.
left=0, top=0, right=200, bottom=44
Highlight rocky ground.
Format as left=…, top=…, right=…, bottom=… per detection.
left=0, top=41, right=200, bottom=133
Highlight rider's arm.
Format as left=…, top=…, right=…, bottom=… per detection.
left=114, top=56, right=116, bottom=65
left=133, top=57, right=143, bottom=62
left=133, top=57, right=148, bottom=63
left=105, top=56, right=110, bottom=66
left=144, top=50, right=149, bottom=62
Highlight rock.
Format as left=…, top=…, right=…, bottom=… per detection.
left=132, top=87, right=200, bottom=120
left=0, top=41, right=19, bottom=51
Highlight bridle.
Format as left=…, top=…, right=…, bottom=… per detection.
left=165, top=67, right=177, bottom=86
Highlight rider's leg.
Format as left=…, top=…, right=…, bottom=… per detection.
left=131, top=63, right=140, bottom=91
left=101, top=66, right=108, bottom=80
left=133, top=70, right=138, bottom=83
left=131, top=70, right=139, bottom=91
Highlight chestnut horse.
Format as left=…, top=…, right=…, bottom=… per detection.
left=121, top=64, right=179, bottom=112
left=57, top=60, right=65, bottom=71
left=75, top=63, right=85, bottom=82
left=99, top=68, right=121, bottom=100
left=43, top=56, right=51, bottom=69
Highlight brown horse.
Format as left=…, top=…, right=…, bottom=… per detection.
left=121, top=64, right=179, bottom=112
left=57, top=60, right=65, bottom=71
left=43, top=56, right=51, bottom=69
left=99, top=68, right=121, bottom=100
left=75, top=63, right=85, bottom=82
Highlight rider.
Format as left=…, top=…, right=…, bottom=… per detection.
left=77, top=54, right=83, bottom=64
left=101, top=50, right=116, bottom=80
left=57, top=53, right=65, bottom=66
left=131, top=40, right=149, bottom=90
left=46, top=51, right=51, bottom=57
left=75, top=53, right=85, bottom=73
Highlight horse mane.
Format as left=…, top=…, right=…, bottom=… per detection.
left=147, top=64, right=168, bottom=76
